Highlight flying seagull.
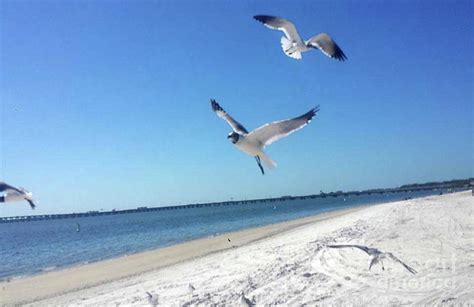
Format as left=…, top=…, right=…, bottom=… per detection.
left=328, top=244, right=417, bottom=274
left=254, top=15, right=347, bottom=61
left=211, top=99, right=319, bottom=175
left=0, top=182, right=36, bottom=209
left=146, top=291, right=159, bottom=306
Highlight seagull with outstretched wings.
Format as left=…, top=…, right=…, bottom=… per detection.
left=211, top=99, right=319, bottom=175
left=0, top=182, right=36, bottom=209
left=254, top=15, right=347, bottom=61
left=328, top=244, right=417, bottom=274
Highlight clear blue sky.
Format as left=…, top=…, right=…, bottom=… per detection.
left=1, top=0, right=472, bottom=216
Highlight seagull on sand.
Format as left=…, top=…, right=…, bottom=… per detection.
left=328, top=244, right=417, bottom=274
left=211, top=99, right=319, bottom=175
left=146, top=291, right=159, bottom=306
left=254, top=15, right=347, bottom=61
left=0, top=182, right=36, bottom=209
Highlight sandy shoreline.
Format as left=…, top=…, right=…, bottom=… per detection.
left=3, top=191, right=473, bottom=306
left=1, top=205, right=367, bottom=305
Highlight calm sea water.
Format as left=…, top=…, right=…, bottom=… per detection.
left=0, top=190, right=446, bottom=280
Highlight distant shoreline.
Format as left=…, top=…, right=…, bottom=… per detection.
left=1, top=177, right=471, bottom=222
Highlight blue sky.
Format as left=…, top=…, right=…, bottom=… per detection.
left=1, top=0, right=472, bottom=216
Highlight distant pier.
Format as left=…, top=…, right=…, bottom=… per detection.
left=1, top=178, right=471, bottom=224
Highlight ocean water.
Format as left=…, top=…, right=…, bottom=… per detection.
left=0, top=190, right=445, bottom=280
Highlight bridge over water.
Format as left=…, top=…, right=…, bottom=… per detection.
left=1, top=185, right=455, bottom=224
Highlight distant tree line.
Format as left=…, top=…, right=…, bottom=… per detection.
left=399, top=178, right=474, bottom=189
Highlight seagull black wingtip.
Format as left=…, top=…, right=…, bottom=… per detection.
left=210, top=99, right=222, bottom=112
left=253, top=15, right=275, bottom=24
left=306, top=106, right=320, bottom=120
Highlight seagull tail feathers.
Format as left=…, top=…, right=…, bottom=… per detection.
left=259, top=152, right=277, bottom=169
left=281, top=36, right=302, bottom=60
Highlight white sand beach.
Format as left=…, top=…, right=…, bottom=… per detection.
left=2, top=191, right=473, bottom=306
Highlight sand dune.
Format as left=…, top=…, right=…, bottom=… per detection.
left=3, top=191, right=473, bottom=305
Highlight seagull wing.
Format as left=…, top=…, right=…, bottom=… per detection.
left=0, top=182, right=23, bottom=194
left=210, top=99, right=248, bottom=134
left=386, top=253, right=417, bottom=274
left=247, top=106, right=319, bottom=146
left=254, top=15, right=303, bottom=44
left=307, top=33, right=347, bottom=61
left=328, top=244, right=371, bottom=255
